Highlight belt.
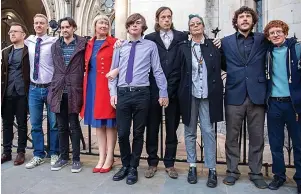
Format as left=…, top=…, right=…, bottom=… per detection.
left=30, top=82, right=51, bottom=88
left=118, top=86, right=149, bottom=92
left=270, top=97, right=291, bottom=102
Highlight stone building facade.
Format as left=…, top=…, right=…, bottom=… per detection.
left=1, top=0, right=301, bottom=47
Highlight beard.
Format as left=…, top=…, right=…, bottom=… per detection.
left=238, top=23, right=254, bottom=32
left=62, top=32, right=72, bottom=38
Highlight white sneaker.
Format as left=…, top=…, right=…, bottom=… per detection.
left=50, top=155, right=59, bottom=166
left=25, top=156, right=45, bottom=169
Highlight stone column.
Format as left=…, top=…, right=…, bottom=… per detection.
left=114, top=0, right=128, bottom=39
left=65, top=0, right=72, bottom=17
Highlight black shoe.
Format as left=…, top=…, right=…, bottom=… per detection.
left=113, top=166, right=129, bottom=181
left=223, top=175, right=237, bottom=186
left=1, top=153, right=12, bottom=164
left=187, top=167, right=197, bottom=184
left=250, top=178, right=268, bottom=189
left=126, top=167, right=138, bottom=185
left=298, top=185, right=301, bottom=194
left=207, top=169, right=217, bottom=188
left=268, top=176, right=285, bottom=190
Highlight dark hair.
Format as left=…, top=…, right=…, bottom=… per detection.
left=125, top=13, right=148, bottom=35
left=154, top=6, right=175, bottom=32
left=59, top=17, right=77, bottom=29
left=232, top=6, right=258, bottom=31
left=264, top=20, right=289, bottom=38
left=10, top=22, right=28, bottom=34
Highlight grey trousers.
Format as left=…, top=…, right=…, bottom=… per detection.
left=184, top=97, right=216, bottom=168
left=225, top=97, right=265, bottom=179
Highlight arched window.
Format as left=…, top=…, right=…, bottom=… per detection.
left=103, top=0, right=115, bottom=36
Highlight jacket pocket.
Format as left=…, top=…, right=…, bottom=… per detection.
left=258, top=76, right=266, bottom=83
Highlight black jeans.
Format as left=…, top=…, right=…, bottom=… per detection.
left=56, top=93, right=82, bottom=161
left=116, top=87, right=150, bottom=168
left=1, top=95, right=28, bottom=155
left=146, top=97, right=180, bottom=168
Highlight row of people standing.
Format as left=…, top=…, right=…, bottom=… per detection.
left=1, top=5, right=300, bottom=194
left=1, top=14, right=117, bottom=173
left=106, top=6, right=301, bottom=193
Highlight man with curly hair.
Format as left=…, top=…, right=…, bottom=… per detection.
left=221, top=6, right=269, bottom=188
left=264, top=20, right=301, bottom=194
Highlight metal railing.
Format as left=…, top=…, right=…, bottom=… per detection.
left=2, top=72, right=295, bottom=176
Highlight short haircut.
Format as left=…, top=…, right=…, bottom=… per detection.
left=125, top=13, right=148, bottom=35
left=264, top=20, right=289, bottom=38
left=10, top=22, right=28, bottom=34
left=232, top=6, right=258, bottom=31
left=92, top=14, right=111, bottom=36
left=154, top=6, right=174, bottom=32
left=59, top=17, right=77, bottom=29
left=188, top=14, right=205, bottom=29
left=33, top=13, right=48, bottom=23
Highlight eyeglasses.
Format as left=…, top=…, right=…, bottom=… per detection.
left=8, top=30, right=24, bottom=35
left=269, top=30, right=284, bottom=36
left=189, top=22, right=203, bottom=27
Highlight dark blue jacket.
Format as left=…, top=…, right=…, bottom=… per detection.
left=221, top=32, right=269, bottom=105
left=266, top=37, right=301, bottom=113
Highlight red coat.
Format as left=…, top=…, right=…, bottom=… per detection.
left=80, top=36, right=117, bottom=119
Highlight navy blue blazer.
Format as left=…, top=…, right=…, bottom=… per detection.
left=221, top=32, right=269, bottom=105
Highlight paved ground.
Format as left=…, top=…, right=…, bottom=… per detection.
left=1, top=151, right=298, bottom=194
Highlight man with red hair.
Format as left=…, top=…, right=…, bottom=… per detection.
left=264, top=20, right=301, bottom=194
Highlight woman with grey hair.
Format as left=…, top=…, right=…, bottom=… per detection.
left=80, top=14, right=117, bottom=173
left=176, top=14, right=223, bottom=187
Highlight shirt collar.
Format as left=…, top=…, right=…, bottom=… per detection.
left=35, top=34, right=48, bottom=41
left=160, top=30, right=173, bottom=37
left=191, top=36, right=205, bottom=46
left=126, top=37, right=143, bottom=45
left=60, top=36, right=77, bottom=46
left=236, top=31, right=254, bottom=38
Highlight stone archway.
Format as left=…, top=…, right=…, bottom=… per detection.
left=1, top=0, right=47, bottom=47
left=76, top=0, right=115, bottom=37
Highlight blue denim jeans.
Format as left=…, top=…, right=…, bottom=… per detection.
left=184, top=97, right=216, bottom=168
left=28, top=85, right=59, bottom=158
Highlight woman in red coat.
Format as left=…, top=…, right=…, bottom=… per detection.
left=80, top=15, right=117, bottom=173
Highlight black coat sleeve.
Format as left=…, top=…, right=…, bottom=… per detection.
left=168, top=43, right=184, bottom=99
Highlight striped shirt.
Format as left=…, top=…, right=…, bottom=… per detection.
left=61, top=37, right=77, bottom=66
left=60, top=37, right=77, bottom=93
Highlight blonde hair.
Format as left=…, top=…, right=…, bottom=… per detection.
left=33, top=13, right=48, bottom=23
left=92, top=15, right=111, bottom=36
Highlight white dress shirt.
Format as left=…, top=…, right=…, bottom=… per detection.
left=25, top=34, right=58, bottom=84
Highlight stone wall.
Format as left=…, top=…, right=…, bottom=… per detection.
left=263, top=0, right=301, bottom=39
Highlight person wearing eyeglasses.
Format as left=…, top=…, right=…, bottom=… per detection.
left=175, top=14, right=223, bottom=188
left=1, top=22, right=30, bottom=165
left=264, top=20, right=301, bottom=194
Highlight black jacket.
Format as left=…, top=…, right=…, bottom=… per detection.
left=1, top=45, right=30, bottom=103
left=144, top=30, right=188, bottom=99
left=176, top=39, right=224, bottom=125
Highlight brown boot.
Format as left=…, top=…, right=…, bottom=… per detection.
left=166, top=167, right=178, bottom=179
left=14, top=152, right=25, bottom=166
left=144, top=166, right=157, bottom=178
